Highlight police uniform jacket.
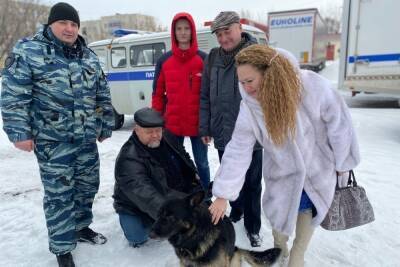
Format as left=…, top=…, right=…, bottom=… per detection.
left=1, top=26, right=114, bottom=143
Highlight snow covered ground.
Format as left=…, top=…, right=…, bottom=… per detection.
left=1, top=61, right=400, bottom=266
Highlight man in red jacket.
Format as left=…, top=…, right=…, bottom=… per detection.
left=152, top=13, right=210, bottom=189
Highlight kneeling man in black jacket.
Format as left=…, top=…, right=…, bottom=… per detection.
left=113, top=107, right=203, bottom=247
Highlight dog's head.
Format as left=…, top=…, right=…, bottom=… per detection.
left=149, top=190, right=205, bottom=240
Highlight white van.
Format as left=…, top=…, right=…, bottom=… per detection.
left=339, top=0, right=400, bottom=96
left=89, top=25, right=267, bottom=129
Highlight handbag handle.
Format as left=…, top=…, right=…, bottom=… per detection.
left=336, top=170, right=357, bottom=189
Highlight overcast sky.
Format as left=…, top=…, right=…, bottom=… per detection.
left=44, top=0, right=343, bottom=28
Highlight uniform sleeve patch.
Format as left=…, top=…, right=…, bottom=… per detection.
left=4, top=55, right=15, bottom=69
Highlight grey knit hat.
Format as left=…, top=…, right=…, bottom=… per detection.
left=211, top=11, right=240, bottom=33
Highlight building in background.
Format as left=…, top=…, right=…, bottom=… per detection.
left=80, top=13, right=166, bottom=43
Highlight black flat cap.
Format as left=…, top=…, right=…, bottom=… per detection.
left=134, top=107, right=164, bottom=128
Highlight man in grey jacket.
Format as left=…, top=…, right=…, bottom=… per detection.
left=199, top=11, right=263, bottom=247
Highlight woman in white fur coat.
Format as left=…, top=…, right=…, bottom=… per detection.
left=209, top=44, right=360, bottom=267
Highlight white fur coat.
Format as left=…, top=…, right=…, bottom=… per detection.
left=212, top=49, right=360, bottom=236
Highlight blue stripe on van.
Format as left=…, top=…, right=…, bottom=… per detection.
left=348, top=53, right=400, bottom=63
left=107, top=71, right=155, bottom=81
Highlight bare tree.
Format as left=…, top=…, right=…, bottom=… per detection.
left=320, top=2, right=342, bottom=33
left=240, top=9, right=253, bottom=20
left=0, top=0, right=49, bottom=63
left=320, top=2, right=342, bottom=21
left=156, top=24, right=167, bottom=32
left=240, top=9, right=268, bottom=25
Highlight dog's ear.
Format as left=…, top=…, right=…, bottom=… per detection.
left=188, top=190, right=205, bottom=207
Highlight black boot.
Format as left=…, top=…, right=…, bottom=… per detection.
left=247, top=232, right=262, bottom=247
left=77, top=227, right=107, bottom=245
left=56, top=252, right=75, bottom=267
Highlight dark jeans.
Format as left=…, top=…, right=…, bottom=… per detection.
left=118, top=212, right=152, bottom=246
left=176, top=136, right=210, bottom=189
left=218, top=149, right=262, bottom=235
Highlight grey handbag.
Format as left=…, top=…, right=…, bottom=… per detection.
left=321, top=170, right=375, bottom=231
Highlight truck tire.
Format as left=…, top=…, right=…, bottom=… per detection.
left=113, top=107, right=124, bottom=130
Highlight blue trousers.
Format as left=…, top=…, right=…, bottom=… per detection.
left=218, top=149, right=263, bottom=235
left=34, top=141, right=100, bottom=255
left=176, top=136, right=210, bottom=189
left=118, top=212, right=152, bottom=246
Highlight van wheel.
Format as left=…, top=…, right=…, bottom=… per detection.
left=113, top=108, right=124, bottom=130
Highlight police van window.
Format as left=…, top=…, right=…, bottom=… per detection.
left=130, top=44, right=152, bottom=66
left=93, top=48, right=107, bottom=71
left=111, top=47, right=127, bottom=68
left=130, top=43, right=166, bottom=67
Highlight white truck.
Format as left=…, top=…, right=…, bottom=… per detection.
left=89, top=25, right=267, bottom=129
left=339, top=0, right=400, bottom=95
left=268, top=8, right=328, bottom=72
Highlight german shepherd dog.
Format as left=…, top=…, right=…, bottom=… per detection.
left=149, top=191, right=281, bottom=267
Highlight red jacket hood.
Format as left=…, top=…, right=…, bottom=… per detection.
left=171, top=12, right=198, bottom=61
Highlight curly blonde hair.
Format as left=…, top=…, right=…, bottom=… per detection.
left=235, top=44, right=302, bottom=146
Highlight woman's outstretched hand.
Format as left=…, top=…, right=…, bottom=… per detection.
left=209, top=197, right=228, bottom=225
